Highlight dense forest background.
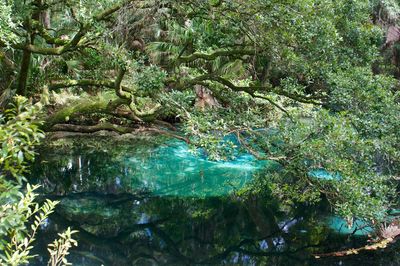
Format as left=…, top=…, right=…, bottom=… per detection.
left=1, top=0, right=400, bottom=264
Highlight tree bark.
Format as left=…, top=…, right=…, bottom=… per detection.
left=17, top=0, right=43, bottom=95
left=17, top=49, right=32, bottom=96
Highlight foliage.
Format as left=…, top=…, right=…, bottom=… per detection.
left=264, top=109, right=395, bottom=223
left=0, top=96, right=44, bottom=183
left=47, top=227, right=78, bottom=266
left=0, top=0, right=19, bottom=46
left=257, top=68, right=399, bottom=223
left=182, top=102, right=268, bottom=160
left=0, top=185, right=58, bottom=266
left=372, top=0, right=400, bottom=23
left=0, top=97, right=78, bottom=265
left=133, top=63, right=167, bottom=97
left=158, top=90, right=196, bottom=120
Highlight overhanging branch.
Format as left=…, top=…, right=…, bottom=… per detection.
left=177, top=49, right=255, bottom=63
left=1, top=0, right=131, bottom=55
left=187, top=74, right=322, bottom=105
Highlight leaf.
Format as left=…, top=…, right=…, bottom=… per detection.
left=17, top=150, right=24, bottom=163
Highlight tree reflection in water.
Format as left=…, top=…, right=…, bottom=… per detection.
left=29, top=136, right=398, bottom=265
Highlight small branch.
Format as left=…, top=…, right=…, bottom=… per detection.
left=153, top=120, right=177, bottom=131
left=251, top=93, right=292, bottom=118
left=31, top=20, right=69, bottom=46
left=177, top=49, right=255, bottom=63
left=94, top=0, right=131, bottom=21
left=136, top=127, right=190, bottom=143
left=235, top=131, right=264, bottom=159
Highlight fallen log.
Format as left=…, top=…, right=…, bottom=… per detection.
left=51, top=122, right=135, bottom=134
left=50, top=123, right=190, bottom=143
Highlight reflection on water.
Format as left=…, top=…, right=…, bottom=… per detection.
left=29, top=136, right=400, bottom=265
left=32, top=137, right=269, bottom=197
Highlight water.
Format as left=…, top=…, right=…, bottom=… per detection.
left=32, top=136, right=270, bottom=197
left=29, top=136, right=400, bottom=265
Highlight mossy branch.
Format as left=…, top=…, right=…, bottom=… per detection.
left=44, top=98, right=128, bottom=127
left=48, top=67, right=161, bottom=123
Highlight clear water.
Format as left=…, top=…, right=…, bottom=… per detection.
left=29, top=136, right=400, bottom=265
left=32, top=136, right=270, bottom=197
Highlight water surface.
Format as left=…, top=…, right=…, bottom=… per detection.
left=29, top=136, right=400, bottom=265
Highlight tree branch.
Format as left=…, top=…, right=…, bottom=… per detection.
left=177, top=49, right=255, bottom=63
left=187, top=74, right=322, bottom=105
left=49, top=67, right=161, bottom=122
left=1, top=0, right=130, bottom=55
left=49, top=76, right=133, bottom=93
left=114, top=67, right=131, bottom=99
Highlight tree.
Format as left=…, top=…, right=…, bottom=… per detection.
left=0, top=0, right=399, bottom=232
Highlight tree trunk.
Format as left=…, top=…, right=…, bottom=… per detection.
left=194, top=85, right=220, bottom=110
left=17, top=49, right=32, bottom=96
left=40, top=9, right=52, bottom=71
left=17, top=0, right=46, bottom=96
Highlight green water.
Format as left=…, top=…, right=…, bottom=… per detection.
left=29, top=136, right=400, bottom=265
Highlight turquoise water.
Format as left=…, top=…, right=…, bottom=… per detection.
left=309, top=169, right=341, bottom=181
left=326, top=216, right=374, bottom=236
left=29, top=136, right=399, bottom=265
left=33, top=137, right=269, bottom=197
left=125, top=139, right=269, bottom=197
